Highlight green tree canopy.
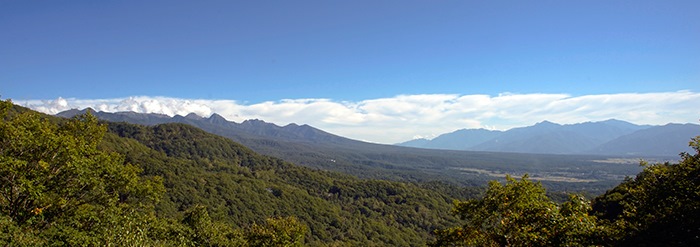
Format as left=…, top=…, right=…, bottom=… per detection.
left=431, top=175, right=599, bottom=246
left=0, top=100, right=164, bottom=245
left=591, top=136, right=700, bottom=245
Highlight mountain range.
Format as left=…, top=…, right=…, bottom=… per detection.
left=397, top=120, right=699, bottom=156
left=55, top=109, right=683, bottom=193
left=56, top=109, right=364, bottom=150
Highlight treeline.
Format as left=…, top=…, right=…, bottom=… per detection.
left=0, top=100, right=477, bottom=246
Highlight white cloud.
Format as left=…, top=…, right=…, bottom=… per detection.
left=14, top=91, right=700, bottom=144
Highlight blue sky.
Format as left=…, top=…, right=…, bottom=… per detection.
left=2, top=1, right=700, bottom=143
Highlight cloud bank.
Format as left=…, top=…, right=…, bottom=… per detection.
left=14, top=92, right=700, bottom=144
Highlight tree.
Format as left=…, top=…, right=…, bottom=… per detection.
left=591, top=136, right=700, bottom=245
left=0, top=100, right=164, bottom=245
left=244, top=216, right=308, bottom=247
left=180, top=204, right=246, bottom=246
left=431, top=175, right=599, bottom=246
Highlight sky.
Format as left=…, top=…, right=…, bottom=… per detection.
left=2, top=1, right=699, bottom=143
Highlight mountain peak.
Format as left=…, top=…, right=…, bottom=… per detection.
left=533, top=120, right=560, bottom=128
left=282, top=123, right=312, bottom=128
left=598, top=119, right=641, bottom=128
left=207, top=113, right=229, bottom=124
left=242, top=119, right=267, bottom=125
left=537, top=120, right=557, bottom=125
left=55, top=108, right=98, bottom=118
left=601, top=118, right=624, bottom=123
left=55, top=108, right=83, bottom=118
left=185, top=113, right=203, bottom=120
left=208, top=113, right=224, bottom=119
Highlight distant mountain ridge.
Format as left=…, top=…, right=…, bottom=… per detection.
left=589, top=123, right=700, bottom=156
left=56, top=108, right=653, bottom=193
left=397, top=119, right=698, bottom=156
left=419, top=129, right=504, bottom=150
left=57, top=109, right=357, bottom=146
left=57, top=109, right=698, bottom=157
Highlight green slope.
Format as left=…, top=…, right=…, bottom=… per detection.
left=3, top=101, right=477, bottom=246
left=102, top=121, right=477, bottom=246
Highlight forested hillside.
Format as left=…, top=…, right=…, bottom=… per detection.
left=103, top=121, right=480, bottom=246
left=1, top=100, right=476, bottom=246
left=3, top=100, right=698, bottom=246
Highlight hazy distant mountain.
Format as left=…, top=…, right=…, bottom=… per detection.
left=472, top=120, right=648, bottom=154
left=397, top=138, right=431, bottom=148
left=396, top=119, right=697, bottom=156
left=397, top=129, right=503, bottom=150
left=589, top=123, right=700, bottom=156
left=565, top=119, right=649, bottom=143
left=398, top=120, right=644, bottom=152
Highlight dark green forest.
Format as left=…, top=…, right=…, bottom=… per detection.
left=1, top=99, right=698, bottom=246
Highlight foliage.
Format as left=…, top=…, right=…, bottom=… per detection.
left=244, top=216, right=307, bottom=247
left=591, top=136, right=700, bottom=245
left=0, top=101, right=310, bottom=246
left=0, top=100, right=166, bottom=245
left=431, top=175, right=599, bottom=246
left=104, top=121, right=464, bottom=246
